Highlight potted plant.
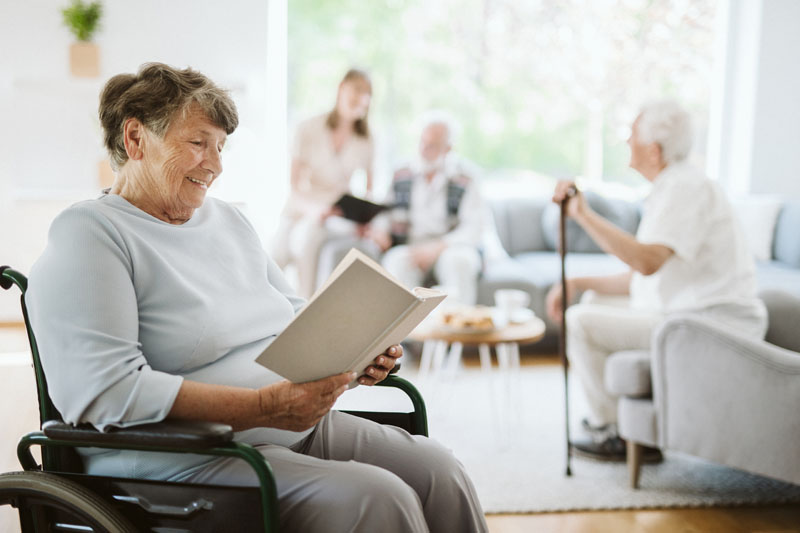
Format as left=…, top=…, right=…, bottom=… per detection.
left=61, top=0, right=103, bottom=77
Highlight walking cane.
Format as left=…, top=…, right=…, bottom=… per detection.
left=559, top=185, right=577, bottom=477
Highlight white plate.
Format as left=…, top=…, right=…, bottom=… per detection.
left=438, top=307, right=507, bottom=334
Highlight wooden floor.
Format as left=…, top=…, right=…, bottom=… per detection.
left=466, top=349, right=800, bottom=532
left=486, top=506, right=800, bottom=532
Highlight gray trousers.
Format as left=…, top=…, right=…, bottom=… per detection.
left=182, top=410, right=487, bottom=532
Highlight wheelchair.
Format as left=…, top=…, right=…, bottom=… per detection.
left=0, top=265, right=429, bottom=532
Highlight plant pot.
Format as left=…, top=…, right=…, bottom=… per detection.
left=69, top=42, right=99, bottom=77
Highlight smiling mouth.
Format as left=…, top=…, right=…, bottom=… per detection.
left=186, top=176, right=209, bottom=189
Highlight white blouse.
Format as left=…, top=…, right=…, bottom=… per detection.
left=630, top=163, right=766, bottom=334
left=283, top=113, right=374, bottom=218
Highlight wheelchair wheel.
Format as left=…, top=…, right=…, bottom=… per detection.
left=0, top=471, right=136, bottom=533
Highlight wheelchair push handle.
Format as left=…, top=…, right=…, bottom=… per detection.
left=1, top=265, right=27, bottom=292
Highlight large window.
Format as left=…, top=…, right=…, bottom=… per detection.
left=289, top=0, right=718, bottom=196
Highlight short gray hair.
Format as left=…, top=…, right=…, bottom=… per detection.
left=99, top=62, right=239, bottom=170
left=418, top=110, right=460, bottom=146
left=636, top=100, right=693, bottom=165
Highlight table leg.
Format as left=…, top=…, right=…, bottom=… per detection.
left=478, top=343, right=492, bottom=374
left=445, top=342, right=463, bottom=377
left=431, top=340, right=448, bottom=376
left=418, top=339, right=436, bottom=380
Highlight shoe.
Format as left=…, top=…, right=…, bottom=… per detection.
left=571, top=435, right=664, bottom=464
left=571, top=435, right=626, bottom=462
left=581, top=418, right=617, bottom=438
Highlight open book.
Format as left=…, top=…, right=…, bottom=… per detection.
left=256, top=249, right=446, bottom=383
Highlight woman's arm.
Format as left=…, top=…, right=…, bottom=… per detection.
left=168, top=373, right=354, bottom=432
left=552, top=181, right=673, bottom=275
left=545, top=271, right=632, bottom=323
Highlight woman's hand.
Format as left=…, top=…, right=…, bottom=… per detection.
left=545, top=279, right=575, bottom=323
left=257, top=372, right=354, bottom=432
left=358, top=344, right=403, bottom=386
left=320, top=206, right=344, bottom=222
left=552, top=180, right=587, bottom=220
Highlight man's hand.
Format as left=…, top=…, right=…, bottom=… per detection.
left=552, top=180, right=589, bottom=220
left=257, top=372, right=354, bottom=432
left=358, top=344, right=403, bottom=386
left=410, top=240, right=446, bottom=271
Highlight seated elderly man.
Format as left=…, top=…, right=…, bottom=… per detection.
left=26, top=63, right=487, bottom=532
left=370, top=113, right=486, bottom=305
left=547, top=100, right=767, bottom=462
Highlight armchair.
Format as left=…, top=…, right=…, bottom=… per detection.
left=607, top=290, right=800, bottom=488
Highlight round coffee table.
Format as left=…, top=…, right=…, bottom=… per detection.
left=409, top=314, right=546, bottom=378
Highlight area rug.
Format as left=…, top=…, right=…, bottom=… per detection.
left=335, top=363, right=800, bottom=513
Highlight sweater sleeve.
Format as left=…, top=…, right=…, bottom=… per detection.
left=26, top=206, right=183, bottom=431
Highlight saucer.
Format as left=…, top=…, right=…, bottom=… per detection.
left=508, top=308, right=535, bottom=324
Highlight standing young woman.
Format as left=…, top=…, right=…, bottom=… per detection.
left=273, top=69, right=375, bottom=298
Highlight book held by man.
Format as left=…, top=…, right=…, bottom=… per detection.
left=256, top=248, right=446, bottom=383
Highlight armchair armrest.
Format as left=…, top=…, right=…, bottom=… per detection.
left=651, top=314, right=800, bottom=484
left=42, top=419, right=234, bottom=449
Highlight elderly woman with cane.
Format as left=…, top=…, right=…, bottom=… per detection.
left=26, top=62, right=487, bottom=532
left=546, top=100, right=766, bottom=462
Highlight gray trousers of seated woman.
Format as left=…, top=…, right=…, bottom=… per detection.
left=180, top=410, right=488, bottom=532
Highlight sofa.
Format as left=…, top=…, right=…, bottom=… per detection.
left=316, top=195, right=800, bottom=348
left=607, top=289, right=800, bottom=487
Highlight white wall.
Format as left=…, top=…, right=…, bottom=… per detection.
left=709, top=0, right=800, bottom=198
left=0, top=1, right=288, bottom=322
left=748, top=0, right=800, bottom=197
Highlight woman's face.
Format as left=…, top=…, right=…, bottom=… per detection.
left=336, top=79, right=371, bottom=123
left=144, top=105, right=227, bottom=215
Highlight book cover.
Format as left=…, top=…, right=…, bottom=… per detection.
left=256, top=249, right=446, bottom=383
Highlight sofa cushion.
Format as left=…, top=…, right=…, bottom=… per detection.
left=605, top=349, right=652, bottom=397
left=540, top=192, right=641, bottom=253
left=491, top=197, right=549, bottom=256
left=760, top=290, right=800, bottom=353
left=756, top=263, right=800, bottom=299
left=772, top=202, right=800, bottom=268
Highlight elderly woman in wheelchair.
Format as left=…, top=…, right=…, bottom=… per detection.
left=5, top=62, right=486, bottom=532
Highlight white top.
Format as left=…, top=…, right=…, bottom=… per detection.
left=630, top=163, right=766, bottom=328
left=284, top=113, right=374, bottom=218
left=377, top=156, right=487, bottom=247
left=26, top=194, right=312, bottom=479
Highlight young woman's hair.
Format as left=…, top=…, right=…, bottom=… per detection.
left=325, top=69, right=372, bottom=138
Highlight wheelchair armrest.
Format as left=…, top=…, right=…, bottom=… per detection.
left=42, top=419, right=234, bottom=449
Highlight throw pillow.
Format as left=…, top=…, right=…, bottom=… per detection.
left=730, top=196, right=783, bottom=262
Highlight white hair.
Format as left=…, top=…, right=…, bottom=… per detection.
left=417, top=110, right=460, bottom=146
left=636, top=100, right=693, bottom=165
